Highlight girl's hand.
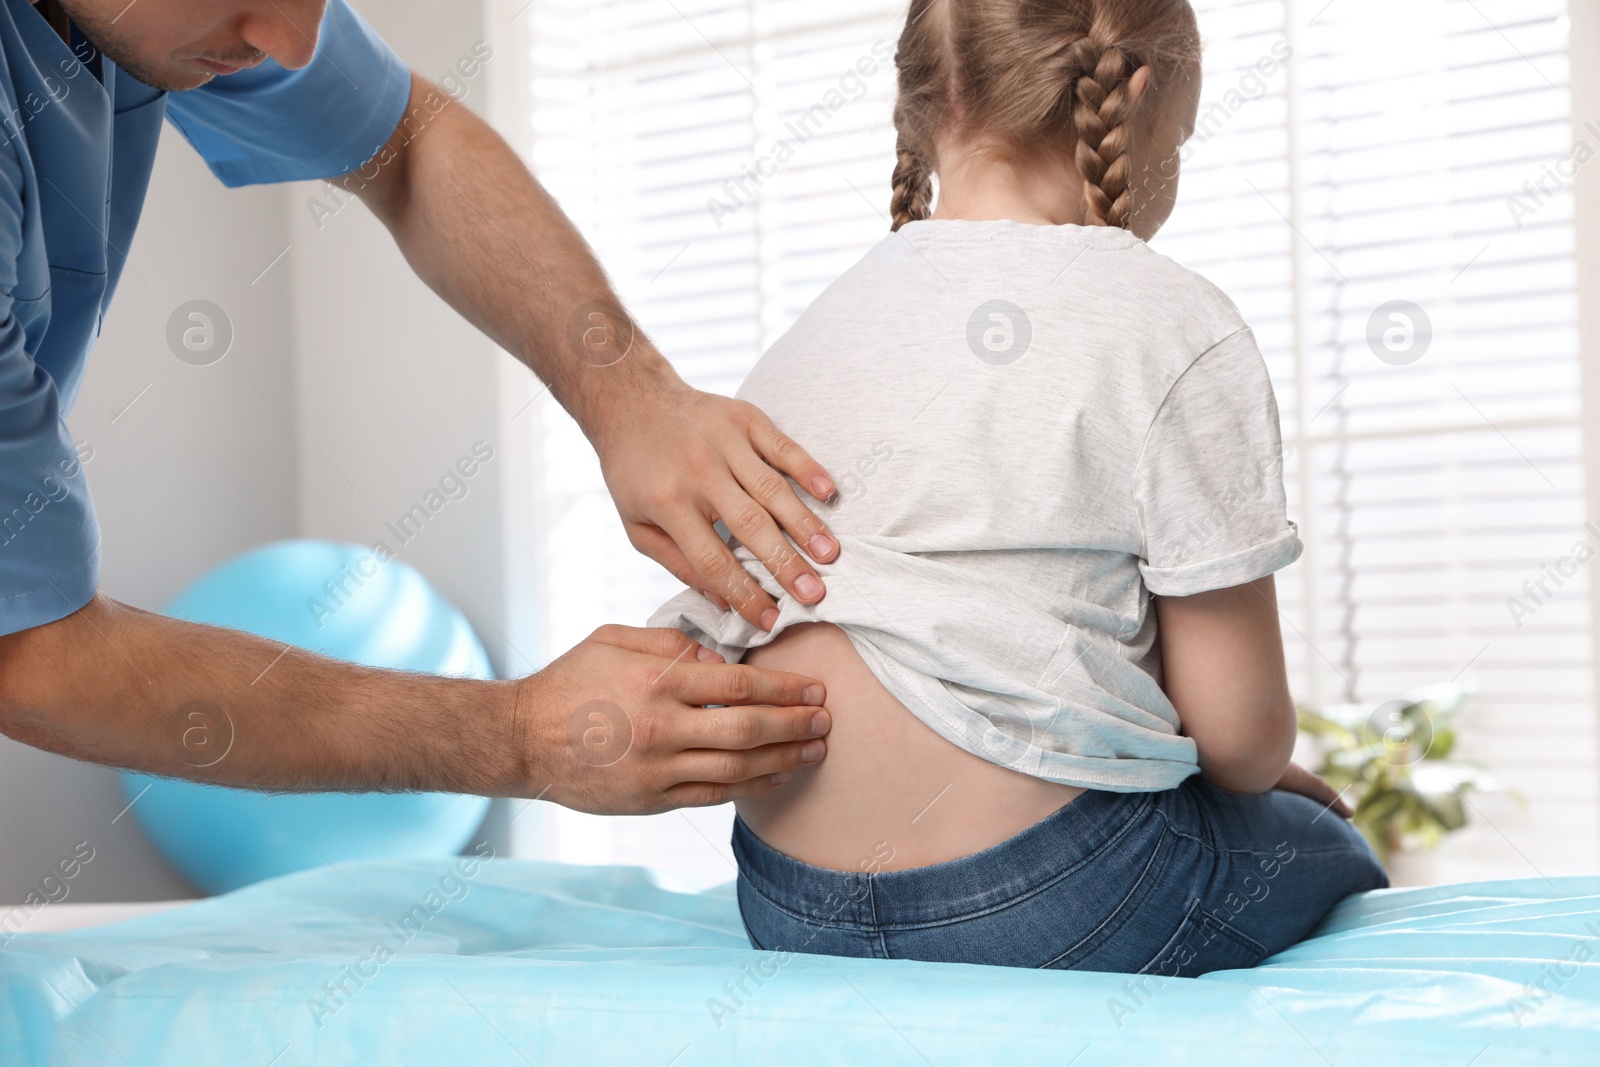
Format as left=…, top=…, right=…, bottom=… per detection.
left=1274, top=761, right=1353, bottom=819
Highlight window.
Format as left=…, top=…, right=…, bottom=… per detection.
left=523, top=0, right=908, bottom=887
left=522, top=0, right=1592, bottom=887
left=1158, top=0, right=1590, bottom=883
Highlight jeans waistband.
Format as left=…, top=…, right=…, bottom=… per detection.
left=732, top=785, right=1163, bottom=928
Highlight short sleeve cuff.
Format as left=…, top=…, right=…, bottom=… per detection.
left=200, top=59, right=410, bottom=188
left=0, top=540, right=99, bottom=637
left=1140, top=525, right=1302, bottom=597
left=162, top=0, right=414, bottom=188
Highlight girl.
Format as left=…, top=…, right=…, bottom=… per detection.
left=651, top=0, right=1387, bottom=976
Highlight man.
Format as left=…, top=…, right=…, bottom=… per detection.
left=0, top=0, right=840, bottom=815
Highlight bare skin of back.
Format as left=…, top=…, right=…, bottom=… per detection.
left=739, top=623, right=1084, bottom=872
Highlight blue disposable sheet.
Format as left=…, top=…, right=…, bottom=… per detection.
left=3, top=859, right=1597, bottom=1065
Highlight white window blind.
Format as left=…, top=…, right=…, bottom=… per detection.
left=1158, top=0, right=1592, bottom=883
left=524, top=0, right=908, bottom=885
left=523, top=0, right=1594, bottom=887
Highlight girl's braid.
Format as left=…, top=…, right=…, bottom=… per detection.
left=1070, top=36, right=1138, bottom=228
left=890, top=130, right=935, bottom=232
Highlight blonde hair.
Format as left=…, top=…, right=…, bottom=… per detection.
left=889, top=0, right=1200, bottom=231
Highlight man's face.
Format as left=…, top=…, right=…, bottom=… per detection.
left=52, top=0, right=328, bottom=91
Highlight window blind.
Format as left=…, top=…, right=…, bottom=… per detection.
left=1159, top=0, right=1592, bottom=882
left=524, top=0, right=1593, bottom=886
left=524, top=0, right=907, bottom=884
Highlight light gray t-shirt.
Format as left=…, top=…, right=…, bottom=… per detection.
left=649, top=218, right=1300, bottom=791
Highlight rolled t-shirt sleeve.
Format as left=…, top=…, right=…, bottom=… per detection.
left=162, top=0, right=412, bottom=187
left=0, top=149, right=99, bottom=636
left=1133, top=327, right=1301, bottom=597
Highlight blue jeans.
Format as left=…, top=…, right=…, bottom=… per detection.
left=732, top=776, right=1388, bottom=975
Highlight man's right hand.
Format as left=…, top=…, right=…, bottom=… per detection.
left=0, top=598, right=829, bottom=817
left=514, top=624, right=830, bottom=815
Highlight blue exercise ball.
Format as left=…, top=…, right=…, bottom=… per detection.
left=120, top=539, right=496, bottom=894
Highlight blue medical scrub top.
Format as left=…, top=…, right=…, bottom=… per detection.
left=0, top=0, right=409, bottom=636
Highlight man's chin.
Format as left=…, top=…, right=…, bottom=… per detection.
left=165, top=72, right=217, bottom=92
left=114, top=57, right=213, bottom=92
left=61, top=9, right=227, bottom=92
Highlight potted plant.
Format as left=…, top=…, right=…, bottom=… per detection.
left=1296, top=681, right=1518, bottom=885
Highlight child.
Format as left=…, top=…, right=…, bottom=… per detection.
left=650, top=0, right=1386, bottom=975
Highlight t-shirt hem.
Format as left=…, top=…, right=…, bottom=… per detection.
left=1030, top=757, right=1201, bottom=792
left=651, top=587, right=1204, bottom=792
left=0, top=544, right=99, bottom=637
left=847, top=630, right=1201, bottom=793
left=1141, top=526, right=1303, bottom=597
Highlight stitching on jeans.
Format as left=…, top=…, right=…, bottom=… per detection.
left=1214, top=844, right=1374, bottom=860
left=870, top=876, right=891, bottom=959
left=1194, top=901, right=1267, bottom=959
left=1156, top=826, right=1366, bottom=862
left=737, top=795, right=1158, bottom=929
left=1159, top=823, right=1213, bottom=849
left=870, top=794, right=1160, bottom=932
left=1039, top=808, right=1175, bottom=969
left=1157, top=827, right=1371, bottom=862
left=1149, top=795, right=1371, bottom=862
left=737, top=869, right=874, bottom=931
left=1137, top=898, right=1266, bottom=975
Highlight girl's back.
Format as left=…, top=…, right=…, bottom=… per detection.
left=652, top=218, right=1296, bottom=868
left=650, top=0, right=1386, bottom=974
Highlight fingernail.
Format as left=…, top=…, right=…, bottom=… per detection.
left=809, top=708, right=829, bottom=734
left=795, top=574, right=824, bottom=601
left=759, top=607, right=780, bottom=631
left=800, top=740, right=825, bottom=762
left=807, top=533, right=835, bottom=559
left=810, top=477, right=834, bottom=499
left=703, top=590, right=730, bottom=612
left=696, top=646, right=721, bottom=663
left=770, top=772, right=793, bottom=785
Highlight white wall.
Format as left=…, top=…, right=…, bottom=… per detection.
left=287, top=0, right=541, bottom=684
left=0, top=0, right=542, bottom=905
left=0, top=128, right=300, bottom=905
left=284, top=0, right=544, bottom=862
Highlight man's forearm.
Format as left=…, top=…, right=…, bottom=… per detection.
left=346, top=74, right=845, bottom=625
left=0, top=595, right=522, bottom=795
left=351, top=74, right=672, bottom=444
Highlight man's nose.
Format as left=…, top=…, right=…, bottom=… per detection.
left=238, top=0, right=327, bottom=70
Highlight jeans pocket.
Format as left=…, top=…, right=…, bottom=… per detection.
left=1139, top=899, right=1266, bottom=978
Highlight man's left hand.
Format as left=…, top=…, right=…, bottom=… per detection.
left=349, top=74, right=840, bottom=629
left=593, top=378, right=840, bottom=631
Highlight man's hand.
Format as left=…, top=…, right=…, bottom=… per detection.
left=348, top=74, right=840, bottom=630
left=515, top=625, right=831, bottom=813
left=0, top=598, right=831, bottom=815
left=593, top=381, right=839, bottom=630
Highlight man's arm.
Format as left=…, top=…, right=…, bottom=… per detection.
left=344, top=74, right=837, bottom=630
left=0, top=595, right=830, bottom=813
